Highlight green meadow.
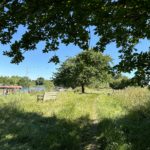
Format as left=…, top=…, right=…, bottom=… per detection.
left=0, top=87, right=150, bottom=150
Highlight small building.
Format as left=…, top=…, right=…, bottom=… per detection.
left=0, top=86, right=22, bottom=95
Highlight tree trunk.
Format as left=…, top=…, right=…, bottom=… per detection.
left=81, top=84, right=85, bottom=93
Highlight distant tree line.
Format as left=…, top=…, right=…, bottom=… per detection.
left=0, top=76, right=53, bottom=90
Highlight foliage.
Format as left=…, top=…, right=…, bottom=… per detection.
left=43, top=80, right=54, bottom=91
left=0, top=76, right=11, bottom=85
left=0, top=88, right=150, bottom=149
left=73, top=87, right=81, bottom=93
left=29, top=80, right=36, bottom=87
left=0, top=76, right=22, bottom=85
left=53, top=50, right=112, bottom=93
left=0, top=0, right=150, bottom=82
left=8, top=76, right=21, bottom=85
left=109, top=74, right=131, bottom=89
left=0, top=76, right=54, bottom=90
left=131, top=72, right=150, bottom=87
left=18, top=76, right=31, bottom=87
left=109, top=78, right=130, bottom=90
left=88, top=78, right=110, bottom=89
left=35, top=77, right=44, bottom=85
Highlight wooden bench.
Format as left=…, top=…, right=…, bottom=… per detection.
left=37, top=92, right=58, bottom=102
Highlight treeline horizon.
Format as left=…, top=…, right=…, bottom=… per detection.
left=0, top=76, right=53, bottom=90
left=0, top=74, right=149, bottom=91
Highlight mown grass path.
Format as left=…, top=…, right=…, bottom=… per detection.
left=84, top=95, right=100, bottom=150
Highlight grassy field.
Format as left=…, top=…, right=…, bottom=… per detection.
left=0, top=87, right=150, bottom=150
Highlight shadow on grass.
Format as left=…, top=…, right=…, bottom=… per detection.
left=1, top=102, right=150, bottom=150
left=0, top=104, right=104, bottom=150
left=96, top=102, right=150, bottom=150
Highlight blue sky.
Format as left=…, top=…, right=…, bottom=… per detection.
left=0, top=26, right=149, bottom=80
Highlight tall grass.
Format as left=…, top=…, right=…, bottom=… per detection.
left=0, top=87, right=150, bottom=150
left=112, top=87, right=150, bottom=109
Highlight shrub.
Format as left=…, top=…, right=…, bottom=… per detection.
left=109, top=79, right=130, bottom=89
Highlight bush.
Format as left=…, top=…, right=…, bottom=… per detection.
left=109, top=79, right=130, bottom=89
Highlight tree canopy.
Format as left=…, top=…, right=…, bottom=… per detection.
left=0, top=0, right=150, bottom=82
left=35, top=77, right=45, bottom=86
left=53, top=50, right=112, bottom=93
left=0, top=76, right=24, bottom=85
left=18, top=76, right=31, bottom=87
